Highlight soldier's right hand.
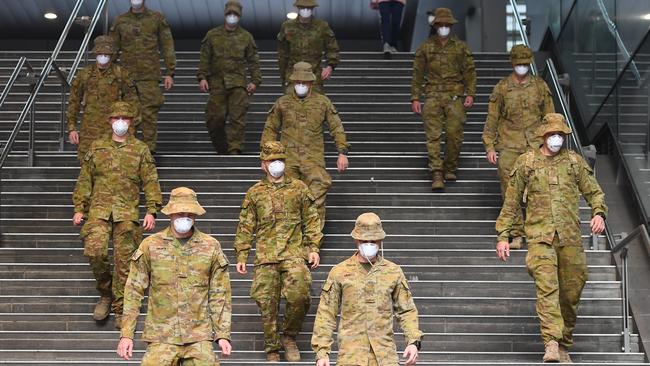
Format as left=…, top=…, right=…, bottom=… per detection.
left=486, top=150, right=498, bottom=165
left=411, top=101, right=422, bottom=114
left=199, top=79, right=210, bottom=93
left=236, top=262, right=247, bottom=274
left=69, top=131, right=79, bottom=145
left=496, top=241, right=510, bottom=262
left=116, top=337, right=134, bottom=360
left=316, top=358, right=331, bottom=366
left=72, top=212, right=84, bottom=226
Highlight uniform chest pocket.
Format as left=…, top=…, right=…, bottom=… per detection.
left=150, top=245, right=176, bottom=285
left=188, top=250, right=211, bottom=287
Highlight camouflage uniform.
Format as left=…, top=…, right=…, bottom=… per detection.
left=234, top=142, right=323, bottom=354
left=277, top=0, right=340, bottom=93
left=110, top=6, right=176, bottom=152
left=312, top=213, right=423, bottom=365
left=483, top=45, right=555, bottom=238
left=197, top=1, right=261, bottom=154
left=66, top=36, right=139, bottom=160
left=73, top=104, right=162, bottom=316
left=411, top=10, right=476, bottom=178
left=496, top=114, right=607, bottom=348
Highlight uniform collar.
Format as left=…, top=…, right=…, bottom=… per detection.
left=507, top=74, right=532, bottom=88
left=261, top=175, right=292, bottom=187
left=162, top=226, right=204, bottom=246
left=348, top=253, right=385, bottom=271
left=129, top=7, right=149, bottom=17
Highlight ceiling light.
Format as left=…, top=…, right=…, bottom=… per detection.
left=44, top=12, right=58, bottom=20
left=287, top=12, right=298, bottom=20
left=644, top=13, right=650, bottom=20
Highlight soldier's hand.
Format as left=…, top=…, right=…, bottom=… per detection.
left=411, top=101, right=422, bottom=114
left=72, top=212, right=84, bottom=226
left=591, top=215, right=605, bottom=234
left=116, top=337, right=134, bottom=360
left=403, top=344, right=419, bottom=365
left=316, top=358, right=331, bottom=366
left=337, top=154, right=349, bottom=173
left=164, top=76, right=174, bottom=90
left=321, top=65, right=333, bottom=80
left=142, top=214, right=156, bottom=231
left=236, top=262, right=247, bottom=274
left=69, top=131, right=80, bottom=145
left=246, top=82, right=257, bottom=95
left=309, top=252, right=320, bottom=269
left=463, top=95, right=474, bottom=108
left=217, top=339, right=232, bottom=357
left=486, top=150, right=498, bottom=165
left=199, top=79, right=210, bottom=93
left=496, top=241, right=510, bottom=262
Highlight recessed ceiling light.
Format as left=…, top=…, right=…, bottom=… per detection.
left=287, top=12, right=298, bottom=20
left=644, top=13, right=650, bottom=20
left=44, top=12, right=58, bottom=20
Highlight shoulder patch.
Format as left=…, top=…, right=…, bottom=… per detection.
left=322, top=280, right=333, bottom=292
left=131, top=249, right=144, bottom=261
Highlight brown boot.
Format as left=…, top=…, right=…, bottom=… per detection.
left=559, top=345, right=572, bottom=363
left=510, top=236, right=525, bottom=249
left=266, top=351, right=280, bottom=362
left=93, top=296, right=111, bottom=321
left=432, top=171, right=444, bottom=191
left=444, top=171, right=457, bottom=181
left=543, top=340, right=560, bottom=362
left=280, top=335, right=301, bottom=362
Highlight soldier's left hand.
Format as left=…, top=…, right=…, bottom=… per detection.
left=217, top=339, right=232, bottom=357
left=142, top=214, right=156, bottom=231
left=403, top=344, right=419, bottom=365
left=463, top=95, right=474, bottom=108
left=496, top=241, right=510, bottom=262
left=116, top=337, right=134, bottom=360
left=321, top=66, right=333, bottom=80
left=246, top=83, right=257, bottom=95
left=591, top=215, right=605, bottom=234
left=337, top=154, right=349, bottom=173
left=163, top=76, right=174, bottom=90
left=309, top=252, right=320, bottom=269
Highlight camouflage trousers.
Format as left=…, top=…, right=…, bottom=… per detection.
left=141, top=341, right=218, bottom=366
left=135, top=80, right=164, bottom=153
left=205, top=87, right=249, bottom=154
left=338, top=353, right=381, bottom=366
left=250, top=259, right=312, bottom=353
left=497, top=149, right=525, bottom=238
left=526, top=234, right=588, bottom=347
left=422, top=94, right=466, bottom=173
left=285, top=157, right=330, bottom=230
left=80, top=218, right=142, bottom=315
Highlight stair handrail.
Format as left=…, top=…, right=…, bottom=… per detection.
left=0, top=57, right=35, bottom=110
left=507, top=0, right=538, bottom=75
left=67, top=0, right=108, bottom=85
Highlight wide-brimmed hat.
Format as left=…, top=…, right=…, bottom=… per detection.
left=224, top=0, right=242, bottom=16
left=510, top=44, right=533, bottom=65
left=350, top=212, right=386, bottom=241
left=294, top=0, right=318, bottom=8
left=161, top=187, right=206, bottom=216
left=108, top=101, right=136, bottom=119
left=92, top=35, right=115, bottom=55
left=260, top=141, right=287, bottom=161
left=289, top=61, right=316, bottom=82
left=431, top=8, right=458, bottom=25
left=536, top=113, right=572, bottom=137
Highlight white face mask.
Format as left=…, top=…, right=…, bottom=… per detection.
left=268, top=160, right=285, bottom=178
left=96, top=54, right=111, bottom=66
left=294, top=83, right=309, bottom=97
left=225, top=14, right=239, bottom=26
left=131, top=0, right=144, bottom=9
left=298, top=8, right=313, bottom=18
left=428, top=15, right=436, bottom=25
left=514, top=65, right=529, bottom=76
left=173, top=217, right=194, bottom=234
left=546, top=134, right=564, bottom=153
left=359, top=242, right=379, bottom=261
left=437, top=26, right=451, bottom=37
left=112, top=119, right=129, bottom=136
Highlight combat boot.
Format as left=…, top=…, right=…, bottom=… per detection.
left=266, top=351, right=280, bottom=362
left=432, top=171, right=444, bottom=191
left=93, top=296, right=111, bottom=321
left=543, top=340, right=560, bottom=362
left=281, top=335, right=301, bottom=362
left=444, top=171, right=457, bottom=181
left=510, top=236, right=525, bottom=249
left=559, top=345, right=572, bottom=363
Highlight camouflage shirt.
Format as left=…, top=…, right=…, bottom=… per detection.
left=120, top=227, right=232, bottom=344
left=72, top=136, right=162, bottom=221
left=312, top=255, right=423, bottom=364
left=234, top=176, right=322, bottom=265
left=197, top=25, right=262, bottom=90
left=496, top=148, right=607, bottom=245
left=411, top=35, right=477, bottom=101
left=277, top=19, right=340, bottom=84
left=110, top=7, right=176, bottom=81
left=261, top=92, right=350, bottom=163
left=66, top=63, right=138, bottom=134
left=483, top=75, right=555, bottom=153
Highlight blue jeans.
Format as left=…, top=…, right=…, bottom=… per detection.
left=379, top=1, right=404, bottom=48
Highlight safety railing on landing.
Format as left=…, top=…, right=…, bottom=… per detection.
left=0, top=0, right=108, bottom=168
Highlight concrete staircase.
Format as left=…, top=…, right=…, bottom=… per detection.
left=0, top=50, right=647, bottom=365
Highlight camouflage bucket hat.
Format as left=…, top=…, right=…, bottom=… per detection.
left=108, top=101, right=136, bottom=119
left=224, top=0, right=242, bottom=16
left=510, top=44, right=533, bottom=65
left=432, top=7, right=458, bottom=24
left=260, top=141, right=287, bottom=161
left=536, top=113, right=572, bottom=137
left=92, top=35, right=115, bottom=54
left=351, top=212, right=387, bottom=241
left=294, top=0, right=318, bottom=7
left=161, top=187, right=206, bottom=216
left=289, top=61, right=316, bottom=81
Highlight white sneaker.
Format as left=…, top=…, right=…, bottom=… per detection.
left=389, top=45, right=398, bottom=53
left=383, top=43, right=392, bottom=54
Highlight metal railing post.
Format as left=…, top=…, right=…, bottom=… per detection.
left=27, top=82, right=36, bottom=167
left=60, top=83, right=67, bottom=151
left=620, top=247, right=631, bottom=352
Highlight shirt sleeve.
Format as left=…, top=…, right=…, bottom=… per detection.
left=246, top=34, right=262, bottom=86
left=410, top=46, right=425, bottom=101
left=325, top=101, right=349, bottom=154
left=209, top=248, right=232, bottom=341
left=482, top=84, right=503, bottom=152
left=197, top=34, right=212, bottom=81
left=261, top=102, right=282, bottom=145
left=120, top=245, right=151, bottom=339
left=72, top=153, right=94, bottom=214
left=66, top=70, right=85, bottom=133
left=311, top=276, right=341, bottom=360
left=462, top=44, right=477, bottom=97
left=158, top=16, right=176, bottom=77
left=392, top=270, right=424, bottom=345
left=495, top=155, right=527, bottom=242
left=302, top=189, right=323, bottom=253
left=323, top=23, right=340, bottom=68
left=140, top=150, right=162, bottom=216
left=233, top=192, right=256, bottom=264
left=575, top=155, right=608, bottom=218
left=277, top=24, right=289, bottom=85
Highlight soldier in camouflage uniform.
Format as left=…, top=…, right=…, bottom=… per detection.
left=117, top=187, right=232, bottom=365
left=234, top=141, right=323, bottom=362
left=261, top=62, right=349, bottom=229
left=277, top=0, right=340, bottom=94
left=312, top=212, right=423, bottom=366
left=72, top=101, right=161, bottom=325
left=411, top=8, right=476, bottom=190
left=197, top=0, right=262, bottom=155
left=483, top=44, right=555, bottom=249
left=110, top=0, right=177, bottom=153
left=495, top=114, right=607, bottom=363
left=66, top=35, right=139, bottom=161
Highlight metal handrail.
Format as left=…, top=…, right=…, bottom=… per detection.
left=68, top=0, right=108, bottom=84
left=0, top=57, right=34, bottom=110
left=507, top=0, right=538, bottom=75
